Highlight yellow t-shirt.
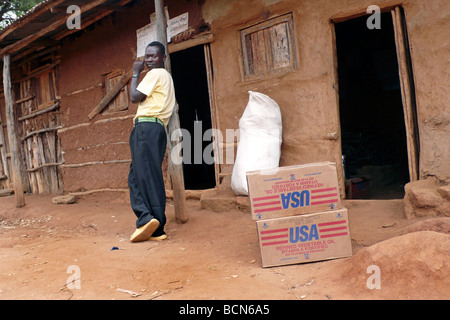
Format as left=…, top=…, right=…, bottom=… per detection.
left=134, top=68, right=175, bottom=126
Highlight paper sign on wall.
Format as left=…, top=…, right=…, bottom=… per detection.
left=167, top=12, right=189, bottom=40
left=136, top=10, right=189, bottom=58
left=136, top=23, right=157, bottom=58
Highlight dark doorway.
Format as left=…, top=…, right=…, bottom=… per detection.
left=335, top=13, right=410, bottom=199
left=170, top=45, right=216, bottom=190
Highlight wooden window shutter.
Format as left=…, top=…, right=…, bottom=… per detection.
left=241, top=13, right=297, bottom=78
left=35, top=69, right=56, bottom=110
left=104, top=69, right=129, bottom=113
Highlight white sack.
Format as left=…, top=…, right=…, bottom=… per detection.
left=231, top=91, right=282, bottom=195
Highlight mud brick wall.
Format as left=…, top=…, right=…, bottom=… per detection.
left=56, top=0, right=449, bottom=193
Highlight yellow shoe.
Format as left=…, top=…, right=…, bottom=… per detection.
left=149, top=234, right=168, bottom=241
left=130, top=219, right=160, bottom=242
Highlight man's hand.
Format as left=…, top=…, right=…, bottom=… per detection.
left=133, top=60, right=145, bottom=76
left=130, top=60, right=147, bottom=103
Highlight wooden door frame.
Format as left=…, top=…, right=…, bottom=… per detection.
left=168, top=34, right=220, bottom=187
left=330, top=5, right=420, bottom=198
left=390, top=6, right=420, bottom=182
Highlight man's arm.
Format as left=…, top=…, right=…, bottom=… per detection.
left=130, top=60, right=147, bottom=103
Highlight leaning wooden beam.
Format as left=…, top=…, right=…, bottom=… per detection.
left=155, top=0, right=188, bottom=224
left=2, top=54, right=25, bottom=207
left=88, top=68, right=133, bottom=120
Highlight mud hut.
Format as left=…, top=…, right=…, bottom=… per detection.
left=0, top=0, right=448, bottom=217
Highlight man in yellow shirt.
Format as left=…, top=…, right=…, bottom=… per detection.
left=128, top=41, right=175, bottom=242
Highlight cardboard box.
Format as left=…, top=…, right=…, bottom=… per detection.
left=256, top=208, right=352, bottom=267
left=247, top=162, right=342, bottom=220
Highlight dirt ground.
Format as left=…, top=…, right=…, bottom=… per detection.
left=0, top=192, right=449, bottom=300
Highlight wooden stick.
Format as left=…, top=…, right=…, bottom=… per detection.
left=88, top=68, right=133, bottom=120
left=21, top=126, right=62, bottom=140
left=18, top=101, right=59, bottom=121
left=26, top=162, right=62, bottom=172
left=15, top=95, right=35, bottom=104
left=155, top=0, right=188, bottom=224
left=3, top=54, right=25, bottom=207
left=61, top=159, right=130, bottom=168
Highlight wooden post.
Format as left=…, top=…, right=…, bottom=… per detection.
left=2, top=54, right=25, bottom=207
left=391, top=7, right=419, bottom=182
left=155, top=0, right=188, bottom=224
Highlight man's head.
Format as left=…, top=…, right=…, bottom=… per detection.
left=144, top=41, right=166, bottom=70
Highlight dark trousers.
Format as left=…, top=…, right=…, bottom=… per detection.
left=128, top=121, right=167, bottom=236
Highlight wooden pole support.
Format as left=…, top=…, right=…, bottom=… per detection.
left=155, top=0, right=188, bottom=224
left=3, top=54, right=26, bottom=207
